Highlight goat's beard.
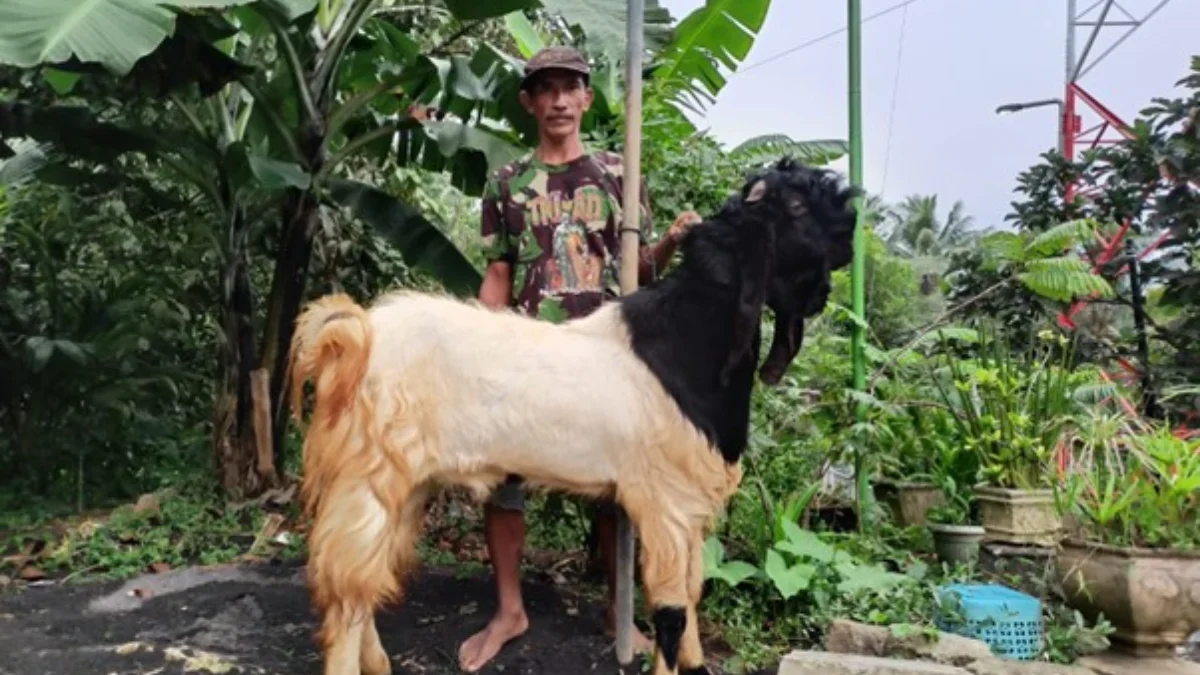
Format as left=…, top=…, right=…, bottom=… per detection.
left=758, top=310, right=804, bottom=385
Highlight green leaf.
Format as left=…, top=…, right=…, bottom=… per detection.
left=1017, top=257, right=1114, bottom=303
left=503, top=11, right=545, bottom=58
left=834, top=562, right=912, bottom=594
left=715, top=560, right=759, bottom=588
left=539, top=0, right=674, bottom=60
left=1024, top=218, right=1099, bottom=258
left=0, top=0, right=255, bottom=75
left=424, top=119, right=525, bottom=173
left=42, top=67, right=82, bottom=94
left=443, top=0, right=535, bottom=20
left=260, top=0, right=318, bottom=20
left=764, top=549, right=813, bottom=600
left=729, top=135, right=847, bottom=169
left=325, top=179, right=482, bottom=297
left=248, top=154, right=311, bottom=190
left=52, top=339, right=89, bottom=365
left=702, top=536, right=758, bottom=588
left=979, top=231, right=1026, bottom=267
left=26, top=336, right=54, bottom=371
left=775, top=521, right=847, bottom=563
left=652, top=0, right=770, bottom=108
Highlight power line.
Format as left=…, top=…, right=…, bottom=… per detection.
left=880, top=3, right=910, bottom=194
left=736, top=0, right=925, bottom=76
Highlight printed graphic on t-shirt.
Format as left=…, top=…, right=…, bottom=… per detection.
left=479, top=151, right=653, bottom=321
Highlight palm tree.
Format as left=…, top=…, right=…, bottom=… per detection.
left=884, top=194, right=977, bottom=258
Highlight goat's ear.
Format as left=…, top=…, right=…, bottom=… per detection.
left=720, top=216, right=775, bottom=386
left=744, top=178, right=768, bottom=203
left=759, top=312, right=805, bottom=385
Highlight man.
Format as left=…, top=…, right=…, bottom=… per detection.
left=458, top=45, right=701, bottom=672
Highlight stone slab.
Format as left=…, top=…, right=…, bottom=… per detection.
left=778, top=650, right=970, bottom=675
left=1078, top=653, right=1200, bottom=675
left=823, top=619, right=994, bottom=667
left=965, top=657, right=1095, bottom=675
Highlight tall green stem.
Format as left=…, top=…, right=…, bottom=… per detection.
left=848, top=0, right=869, bottom=532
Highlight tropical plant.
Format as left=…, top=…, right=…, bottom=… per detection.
left=928, top=324, right=1085, bottom=490
left=1059, top=415, right=1200, bottom=549
left=882, top=194, right=978, bottom=259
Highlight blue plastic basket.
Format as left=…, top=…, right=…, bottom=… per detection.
left=934, top=583, right=1043, bottom=660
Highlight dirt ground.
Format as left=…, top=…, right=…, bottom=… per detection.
left=0, top=560, right=727, bottom=675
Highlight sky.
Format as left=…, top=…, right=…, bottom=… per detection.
left=653, top=0, right=1200, bottom=231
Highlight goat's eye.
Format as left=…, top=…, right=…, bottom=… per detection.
left=787, top=199, right=808, bottom=216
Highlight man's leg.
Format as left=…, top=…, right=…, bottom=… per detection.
left=594, top=501, right=655, bottom=654
left=458, top=476, right=530, bottom=672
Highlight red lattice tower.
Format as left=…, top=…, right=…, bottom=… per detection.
left=1003, top=1, right=1179, bottom=398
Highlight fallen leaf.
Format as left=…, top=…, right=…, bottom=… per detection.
left=19, top=566, right=46, bottom=581
left=132, top=587, right=153, bottom=599
left=114, top=641, right=147, bottom=655
left=149, top=562, right=172, bottom=574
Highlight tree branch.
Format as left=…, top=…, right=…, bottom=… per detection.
left=867, top=278, right=1013, bottom=395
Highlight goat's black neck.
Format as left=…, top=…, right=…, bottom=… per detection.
left=616, top=216, right=762, bottom=464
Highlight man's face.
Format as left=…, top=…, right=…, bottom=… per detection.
left=519, top=70, right=593, bottom=142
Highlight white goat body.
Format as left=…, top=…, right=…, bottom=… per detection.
left=289, top=289, right=740, bottom=675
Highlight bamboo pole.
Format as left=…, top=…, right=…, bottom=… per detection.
left=847, top=0, right=869, bottom=531
left=616, top=0, right=645, bottom=664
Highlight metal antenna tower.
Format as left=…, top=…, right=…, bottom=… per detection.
left=998, top=0, right=1177, bottom=404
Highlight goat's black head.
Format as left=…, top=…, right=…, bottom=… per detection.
left=721, top=156, right=859, bottom=386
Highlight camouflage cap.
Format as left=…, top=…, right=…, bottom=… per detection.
left=521, top=45, right=590, bottom=90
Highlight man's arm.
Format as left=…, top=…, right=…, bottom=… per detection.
left=479, top=261, right=514, bottom=309
left=479, top=171, right=516, bottom=308
left=638, top=211, right=701, bottom=284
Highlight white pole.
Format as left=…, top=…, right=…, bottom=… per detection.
left=616, top=0, right=644, bottom=665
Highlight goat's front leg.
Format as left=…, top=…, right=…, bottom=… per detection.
left=633, top=511, right=693, bottom=675
left=677, top=531, right=709, bottom=675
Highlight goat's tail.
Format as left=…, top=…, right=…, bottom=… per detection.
left=288, top=292, right=373, bottom=430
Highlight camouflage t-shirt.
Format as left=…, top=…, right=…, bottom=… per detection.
left=480, top=150, right=654, bottom=321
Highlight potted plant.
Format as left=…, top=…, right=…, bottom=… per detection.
left=930, top=326, right=1078, bottom=547
left=925, top=435, right=985, bottom=565
left=872, top=406, right=948, bottom=527
left=1055, top=416, right=1200, bottom=655
left=927, top=486, right=984, bottom=566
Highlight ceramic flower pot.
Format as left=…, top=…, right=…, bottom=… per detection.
left=873, top=480, right=945, bottom=527
left=974, top=485, right=1062, bottom=547
left=1057, top=538, right=1200, bottom=655
left=929, top=523, right=985, bottom=566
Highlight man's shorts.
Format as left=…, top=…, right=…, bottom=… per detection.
left=490, top=474, right=616, bottom=516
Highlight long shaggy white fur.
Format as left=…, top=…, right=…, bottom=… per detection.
left=289, top=290, right=740, bottom=675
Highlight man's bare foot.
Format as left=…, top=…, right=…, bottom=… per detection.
left=458, top=610, right=529, bottom=672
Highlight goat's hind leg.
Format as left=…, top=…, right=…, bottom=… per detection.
left=309, top=482, right=415, bottom=675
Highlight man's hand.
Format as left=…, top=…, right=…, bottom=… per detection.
left=639, top=210, right=704, bottom=283
left=666, top=210, right=703, bottom=243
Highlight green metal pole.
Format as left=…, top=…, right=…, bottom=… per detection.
left=847, top=0, right=869, bottom=532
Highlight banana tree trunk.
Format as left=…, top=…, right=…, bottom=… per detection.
left=213, top=206, right=266, bottom=498
left=259, top=187, right=321, bottom=472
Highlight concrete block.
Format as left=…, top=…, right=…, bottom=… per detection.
left=965, top=657, right=1095, bottom=675
left=1078, top=653, right=1200, bottom=675
left=778, top=650, right=971, bottom=675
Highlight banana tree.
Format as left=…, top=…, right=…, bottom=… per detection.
left=0, top=0, right=539, bottom=496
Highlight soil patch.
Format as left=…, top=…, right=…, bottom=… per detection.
left=0, top=561, right=683, bottom=675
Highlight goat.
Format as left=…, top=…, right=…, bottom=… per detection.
left=287, top=157, right=858, bottom=675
